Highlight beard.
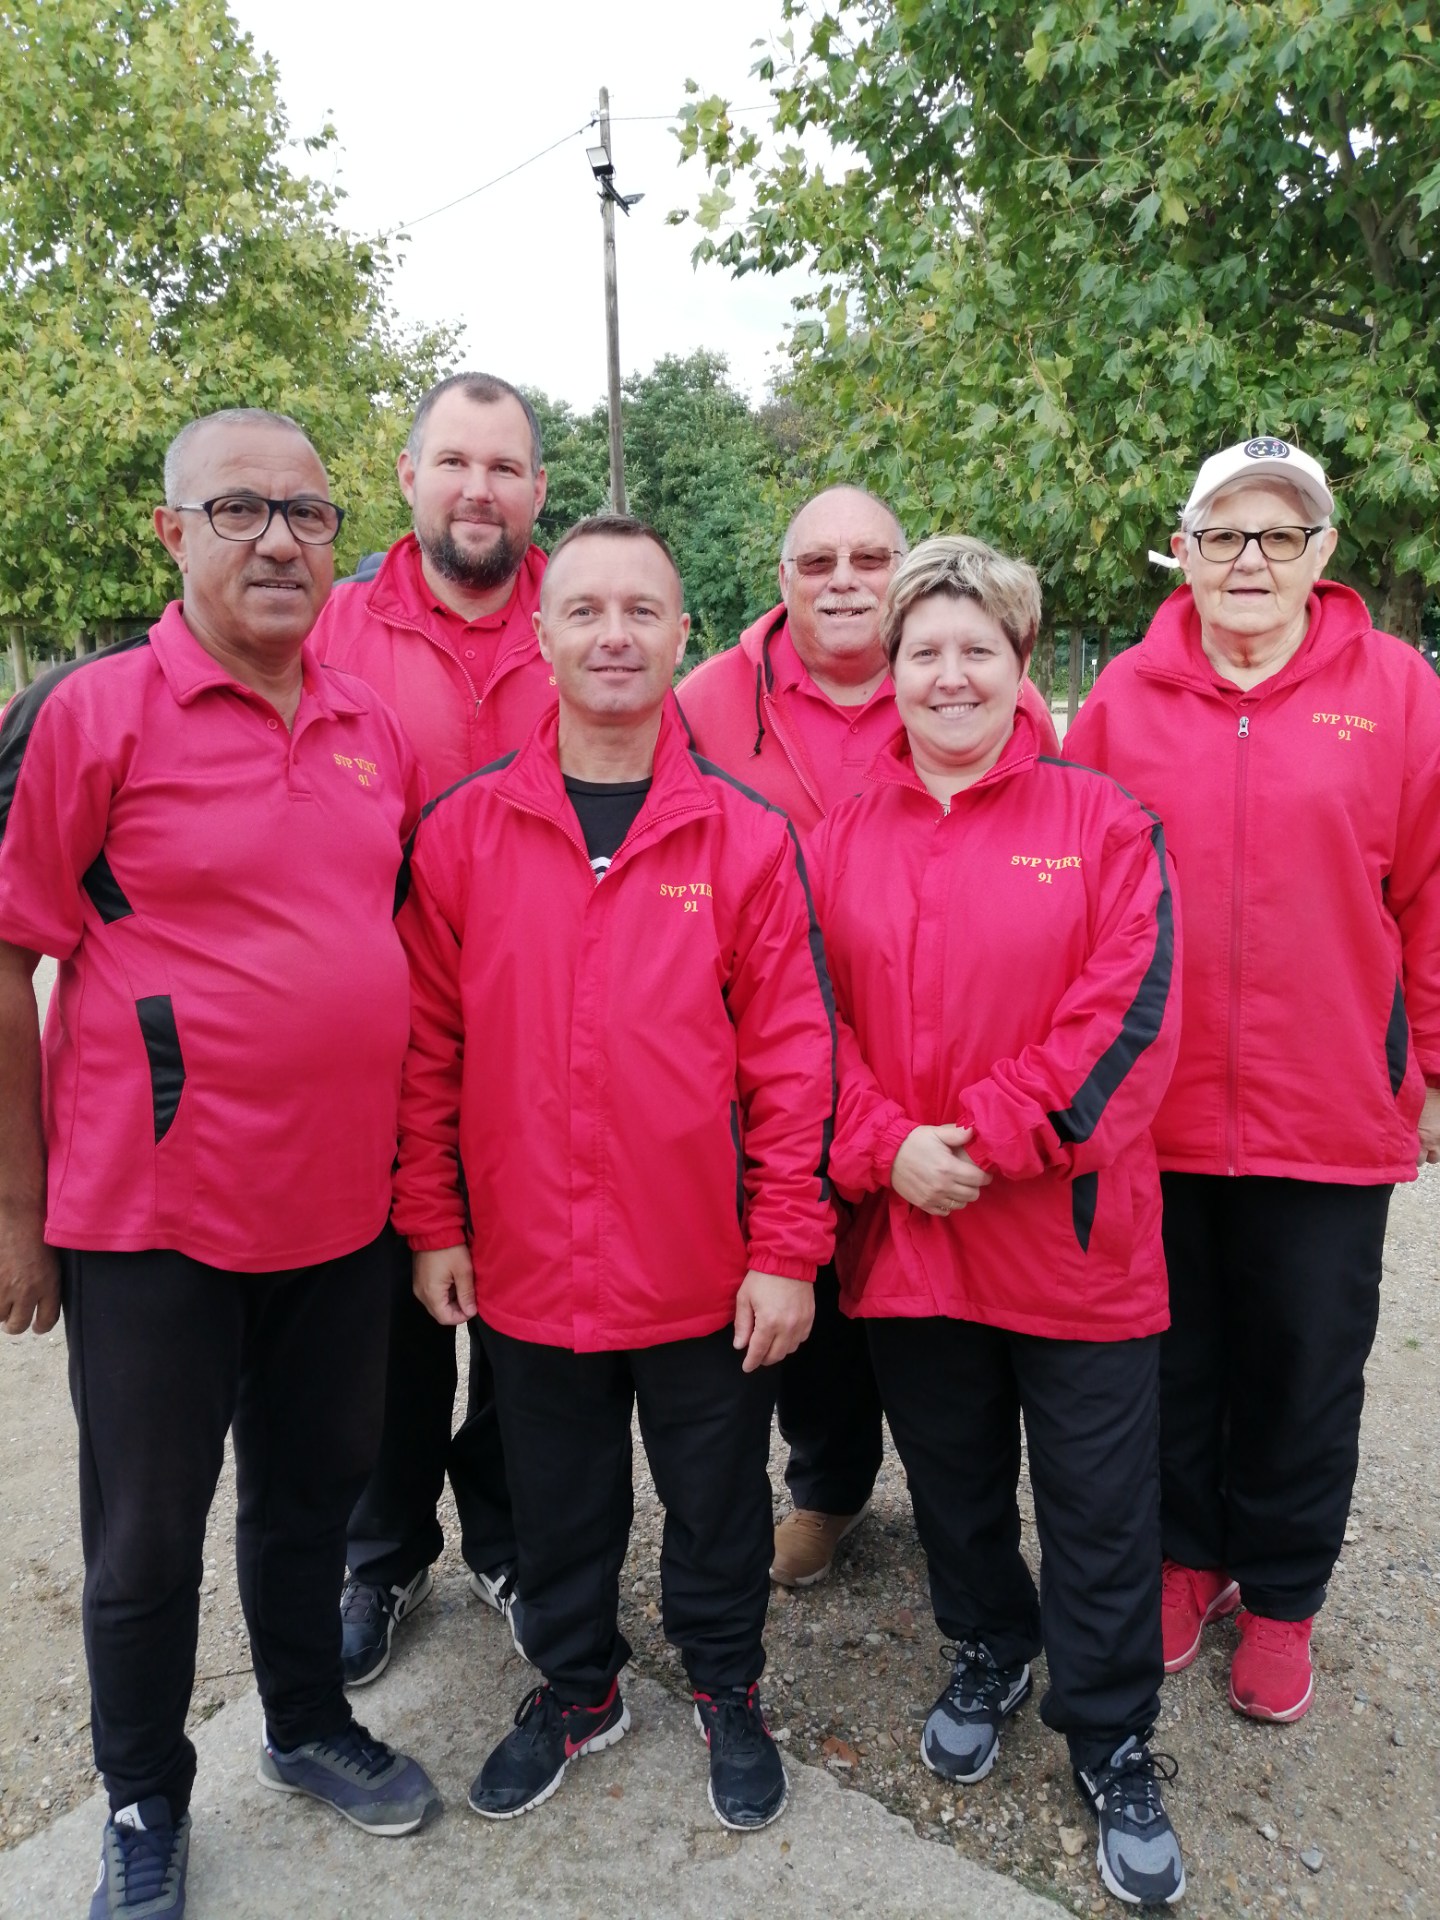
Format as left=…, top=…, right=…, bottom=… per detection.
left=422, top=517, right=525, bottom=591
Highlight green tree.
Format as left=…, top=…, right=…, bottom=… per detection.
left=676, top=0, right=1440, bottom=640
left=0, top=0, right=453, bottom=659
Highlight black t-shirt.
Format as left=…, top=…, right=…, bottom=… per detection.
left=564, top=775, right=652, bottom=879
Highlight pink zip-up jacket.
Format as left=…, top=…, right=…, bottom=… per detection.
left=309, top=535, right=553, bottom=792
left=678, top=605, right=1060, bottom=838
left=392, top=698, right=837, bottom=1352
left=811, top=711, right=1181, bottom=1341
left=1064, top=581, right=1440, bottom=1183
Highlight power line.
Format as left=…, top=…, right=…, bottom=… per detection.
left=383, top=104, right=780, bottom=236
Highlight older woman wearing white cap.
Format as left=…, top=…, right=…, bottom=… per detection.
left=1066, top=437, right=1440, bottom=1727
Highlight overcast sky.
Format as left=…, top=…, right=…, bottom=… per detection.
left=226, top=0, right=813, bottom=411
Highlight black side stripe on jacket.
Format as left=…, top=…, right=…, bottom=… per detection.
left=135, top=995, right=185, bottom=1143
left=1071, top=1171, right=1099, bottom=1254
left=1046, top=815, right=1175, bottom=1147
left=82, top=851, right=134, bottom=924
left=0, top=634, right=152, bottom=852
left=1385, top=977, right=1409, bottom=1098
left=392, top=749, right=520, bottom=918
left=690, top=751, right=837, bottom=1199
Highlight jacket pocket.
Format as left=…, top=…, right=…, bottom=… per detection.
left=135, top=995, right=185, bottom=1142
left=1070, top=1171, right=1098, bottom=1254
left=1384, top=977, right=1409, bottom=1099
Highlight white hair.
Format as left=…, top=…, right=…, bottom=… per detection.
left=163, top=409, right=314, bottom=505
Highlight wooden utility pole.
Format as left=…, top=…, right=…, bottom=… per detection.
left=597, top=88, right=626, bottom=514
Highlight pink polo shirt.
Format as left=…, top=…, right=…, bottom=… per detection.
left=0, top=603, right=423, bottom=1271
left=765, top=623, right=903, bottom=820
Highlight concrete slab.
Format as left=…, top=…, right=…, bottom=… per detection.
left=0, top=1576, right=1061, bottom=1919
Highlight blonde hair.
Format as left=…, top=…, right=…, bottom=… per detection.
left=882, top=535, right=1041, bottom=667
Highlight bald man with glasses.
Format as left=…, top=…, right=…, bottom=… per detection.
left=679, top=486, right=1061, bottom=1589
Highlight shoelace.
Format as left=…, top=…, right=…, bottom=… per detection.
left=112, top=1821, right=181, bottom=1904
left=1160, top=1563, right=1199, bottom=1610
left=1102, top=1740, right=1180, bottom=1822
left=339, top=1581, right=384, bottom=1625
left=1243, top=1613, right=1310, bottom=1653
left=939, top=1640, right=1007, bottom=1711
left=321, top=1721, right=398, bottom=1781
left=512, top=1683, right=563, bottom=1743
left=697, top=1685, right=763, bottom=1747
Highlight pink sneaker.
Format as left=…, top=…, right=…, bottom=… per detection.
left=1161, top=1560, right=1240, bottom=1673
left=1229, top=1610, right=1315, bottom=1722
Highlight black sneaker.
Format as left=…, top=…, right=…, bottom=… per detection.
left=340, top=1567, right=434, bottom=1687
left=693, top=1683, right=788, bottom=1831
left=468, top=1563, right=530, bottom=1661
left=1074, top=1736, right=1185, bottom=1907
left=921, top=1640, right=1032, bottom=1784
left=90, top=1797, right=190, bottom=1917
left=468, top=1680, right=629, bottom=1819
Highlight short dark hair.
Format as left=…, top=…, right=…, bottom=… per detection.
left=406, top=373, right=543, bottom=471
left=544, top=514, right=684, bottom=602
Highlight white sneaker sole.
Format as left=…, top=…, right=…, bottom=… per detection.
left=467, top=1705, right=630, bottom=1821
left=1228, top=1668, right=1314, bottom=1722
left=693, top=1707, right=789, bottom=1830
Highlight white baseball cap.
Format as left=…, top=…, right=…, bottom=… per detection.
left=1183, top=437, right=1334, bottom=528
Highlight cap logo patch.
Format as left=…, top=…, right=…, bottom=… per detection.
left=1244, top=437, right=1291, bottom=459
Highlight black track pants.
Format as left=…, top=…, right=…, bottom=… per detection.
left=62, top=1232, right=391, bottom=1817
left=776, top=1261, right=885, bottom=1514
left=345, top=1227, right=515, bottom=1587
left=482, top=1321, right=775, bottom=1705
left=1159, top=1172, right=1391, bottom=1619
left=867, top=1315, right=1163, bottom=1771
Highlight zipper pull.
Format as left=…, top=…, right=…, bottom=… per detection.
left=1238, top=714, right=1250, bottom=738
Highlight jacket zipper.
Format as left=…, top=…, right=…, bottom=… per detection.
left=382, top=610, right=484, bottom=717
left=1226, top=710, right=1251, bottom=1173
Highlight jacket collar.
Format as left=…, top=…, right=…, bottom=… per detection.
left=497, top=693, right=718, bottom=839
left=1134, top=579, right=1374, bottom=695
left=364, top=533, right=547, bottom=643
left=865, top=702, right=1043, bottom=800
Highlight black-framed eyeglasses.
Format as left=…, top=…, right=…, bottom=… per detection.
left=1191, top=525, right=1323, bottom=564
left=174, top=494, right=346, bottom=546
left=781, top=546, right=904, bottom=579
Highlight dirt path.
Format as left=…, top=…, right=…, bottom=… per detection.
left=2, top=963, right=1436, bottom=1914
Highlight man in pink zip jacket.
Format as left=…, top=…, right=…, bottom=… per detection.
left=393, top=515, right=836, bottom=1833
left=0, top=411, right=440, bottom=1920
left=309, top=373, right=554, bottom=1686
left=678, top=486, right=1061, bottom=1591
left=1066, top=437, right=1440, bottom=1726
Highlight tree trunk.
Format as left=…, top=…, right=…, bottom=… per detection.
left=1096, top=628, right=1113, bottom=678
left=1029, top=626, right=1056, bottom=707
left=1368, top=572, right=1425, bottom=644
left=1067, top=624, right=1084, bottom=726
left=8, top=624, right=29, bottom=692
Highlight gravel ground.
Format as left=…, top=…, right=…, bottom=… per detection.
left=2, top=1168, right=1436, bottom=1918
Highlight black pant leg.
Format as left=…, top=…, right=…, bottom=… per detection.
left=631, top=1328, right=776, bottom=1693
left=865, top=1318, right=1041, bottom=1669
left=1158, top=1173, right=1230, bottom=1570
left=1223, top=1177, right=1390, bottom=1618
left=233, top=1230, right=392, bottom=1750
left=344, top=1226, right=453, bottom=1587
left=480, top=1322, right=634, bottom=1705
left=1013, top=1332, right=1163, bottom=1771
left=62, top=1248, right=243, bottom=1818
left=448, top=1316, right=517, bottom=1578
left=777, top=1261, right=885, bottom=1514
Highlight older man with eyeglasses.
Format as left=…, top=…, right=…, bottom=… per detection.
left=1066, top=437, right=1440, bottom=1730
left=0, top=409, right=441, bottom=1919
left=679, top=486, right=1060, bottom=1589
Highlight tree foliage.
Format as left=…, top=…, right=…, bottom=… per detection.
left=535, top=351, right=795, bottom=653
left=676, top=0, right=1440, bottom=639
left=0, top=0, right=454, bottom=641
